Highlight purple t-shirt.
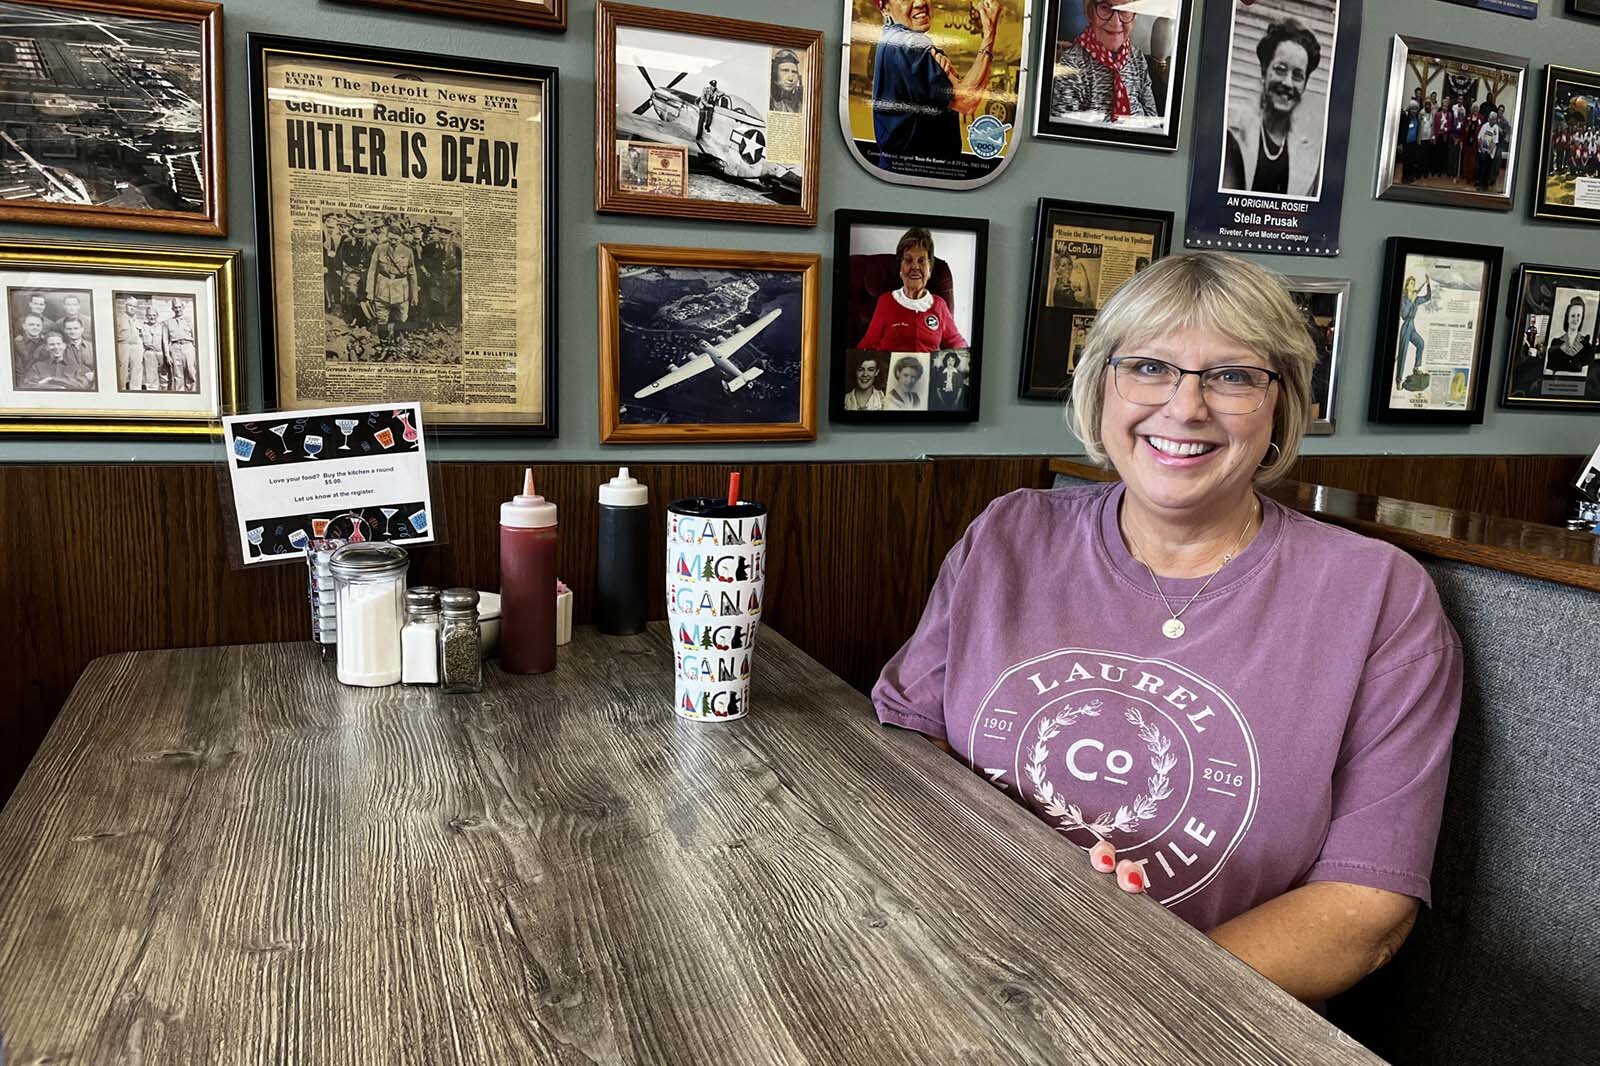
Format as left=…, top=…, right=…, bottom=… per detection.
left=873, top=484, right=1462, bottom=933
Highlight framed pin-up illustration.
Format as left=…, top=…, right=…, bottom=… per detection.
left=596, top=2, right=823, bottom=226
left=598, top=243, right=819, bottom=444
left=0, top=0, right=225, bottom=236
left=1501, top=262, right=1600, bottom=412
left=1369, top=236, right=1502, bottom=426
left=0, top=238, right=240, bottom=437
left=248, top=34, right=558, bottom=436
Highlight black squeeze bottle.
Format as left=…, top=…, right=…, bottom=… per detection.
left=596, top=468, right=649, bottom=635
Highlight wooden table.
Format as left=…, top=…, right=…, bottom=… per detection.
left=0, top=627, right=1383, bottom=1065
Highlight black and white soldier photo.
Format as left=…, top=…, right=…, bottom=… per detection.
left=0, top=1, right=210, bottom=215
left=7, top=286, right=95, bottom=391
left=615, top=265, right=803, bottom=426
left=109, top=290, right=198, bottom=394
left=321, top=210, right=463, bottom=366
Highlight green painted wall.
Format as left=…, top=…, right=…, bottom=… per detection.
left=2, top=0, right=1597, bottom=463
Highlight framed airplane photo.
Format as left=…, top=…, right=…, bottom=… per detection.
left=597, top=243, right=819, bottom=444
left=596, top=2, right=823, bottom=226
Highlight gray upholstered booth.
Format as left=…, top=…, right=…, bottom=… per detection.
left=1052, top=471, right=1600, bottom=1065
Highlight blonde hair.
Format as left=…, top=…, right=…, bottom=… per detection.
left=1066, top=251, right=1317, bottom=485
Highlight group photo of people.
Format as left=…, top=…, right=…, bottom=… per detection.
left=113, top=293, right=199, bottom=395
left=321, top=210, right=464, bottom=366
left=7, top=288, right=96, bottom=392
left=1391, top=63, right=1515, bottom=195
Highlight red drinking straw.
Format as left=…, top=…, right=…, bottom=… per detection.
left=727, top=471, right=741, bottom=507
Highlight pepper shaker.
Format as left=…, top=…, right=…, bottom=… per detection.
left=440, top=588, right=483, bottom=694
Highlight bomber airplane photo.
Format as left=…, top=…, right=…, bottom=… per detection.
left=634, top=308, right=782, bottom=399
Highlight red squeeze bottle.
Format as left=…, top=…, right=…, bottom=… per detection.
left=500, top=469, right=558, bottom=674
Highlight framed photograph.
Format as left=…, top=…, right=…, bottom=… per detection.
left=1018, top=197, right=1173, bottom=401
left=830, top=209, right=988, bottom=423
left=596, top=2, right=822, bottom=226
left=248, top=35, right=558, bottom=436
left=1032, top=0, right=1194, bottom=152
left=1282, top=276, right=1349, bottom=435
left=839, top=0, right=1031, bottom=189
left=1369, top=236, right=1502, bottom=425
left=1577, top=441, right=1600, bottom=503
left=338, top=0, right=564, bottom=31
left=1531, top=65, right=1600, bottom=226
left=1439, top=0, right=1538, bottom=16
left=1500, top=263, right=1600, bottom=411
left=1375, top=35, right=1528, bottom=211
left=0, top=0, right=225, bottom=236
left=598, top=243, right=819, bottom=444
left=0, top=238, right=240, bottom=437
left=1570, top=1, right=1600, bottom=19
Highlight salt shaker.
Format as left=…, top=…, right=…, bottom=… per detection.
left=439, top=588, right=483, bottom=694
left=401, top=586, right=442, bottom=685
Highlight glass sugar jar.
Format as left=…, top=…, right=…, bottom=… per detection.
left=329, top=543, right=409, bottom=687
left=439, top=587, right=483, bottom=694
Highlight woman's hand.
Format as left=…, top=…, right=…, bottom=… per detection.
left=1088, top=838, right=1148, bottom=894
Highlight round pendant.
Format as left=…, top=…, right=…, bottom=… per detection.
left=1162, top=618, right=1186, bottom=639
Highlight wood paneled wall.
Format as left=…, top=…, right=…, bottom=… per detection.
left=0, top=451, right=1576, bottom=803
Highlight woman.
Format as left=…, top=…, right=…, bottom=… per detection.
left=1546, top=296, right=1594, bottom=374
left=1050, top=1, right=1158, bottom=120
left=884, top=356, right=925, bottom=410
left=859, top=228, right=968, bottom=353
left=844, top=354, right=886, bottom=411
left=873, top=252, right=1461, bottom=1005
left=931, top=351, right=968, bottom=411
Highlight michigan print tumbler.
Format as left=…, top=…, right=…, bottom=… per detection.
left=667, top=497, right=767, bottom=722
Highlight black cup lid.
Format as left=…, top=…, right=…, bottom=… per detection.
left=668, top=496, right=767, bottom=520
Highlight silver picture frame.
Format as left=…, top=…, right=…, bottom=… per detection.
left=1374, top=35, right=1527, bottom=212
left=1281, top=275, right=1350, bottom=436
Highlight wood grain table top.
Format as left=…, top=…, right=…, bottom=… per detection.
left=0, top=627, right=1383, bottom=1065
left=1050, top=458, right=1600, bottom=593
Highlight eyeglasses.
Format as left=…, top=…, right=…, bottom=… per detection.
left=1108, top=356, right=1281, bottom=414
left=1093, top=3, right=1137, bottom=22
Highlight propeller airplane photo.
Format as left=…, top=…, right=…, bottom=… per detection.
left=634, top=308, right=783, bottom=398
left=619, top=63, right=802, bottom=196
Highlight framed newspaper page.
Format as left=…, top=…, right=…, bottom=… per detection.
left=248, top=35, right=558, bottom=436
left=1368, top=235, right=1502, bottom=426
left=597, top=2, right=823, bottom=227
left=0, top=0, right=226, bottom=237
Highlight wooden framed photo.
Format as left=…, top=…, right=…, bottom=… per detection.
left=1531, top=65, right=1600, bottom=226
left=1018, top=197, right=1173, bottom=401
left=596, top=1, right=822, bottom=226
left=1374, top=35, right=1528, bottom=212
left=1282, top=276, right=1349, bottom=436
left=248, top=35, right=558, bottom=437
left=598, top=243, right=819, bottom=444
left=1501, top=262, right=1600, bottom=412
left=0, top=0, right=225, bottom=236
left=1368, top=236, right=1502, bottom=426
left=830, top=209, right=987, bottom=424
left=338, top=0, right=564, bottom=31
left=0, top=238, right=240, bottom=437
left=1031, top=0, right=1195, bottom=153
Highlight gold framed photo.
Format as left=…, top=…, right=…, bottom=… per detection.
left=339, top=0, right=564, bottom=31
left=0, top=0, right=226, bottom=236
left=598, top=243, right=819, bottom=444
left=0, top=237, right=241, bottom=437
left=596, top=1, right=822, bottom=227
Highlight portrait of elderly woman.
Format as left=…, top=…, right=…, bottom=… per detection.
left=858, top=227, right=971, bottom=353
left=1049, top=1, right=1159, bottom=121
left=1221, top=17, right=1327, bottom=198
left=876, top=252, right=1462, bottom=1006
left=1036, top=0, right=1190, bottom=150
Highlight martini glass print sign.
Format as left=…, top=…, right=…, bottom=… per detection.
left=270, top=423, right=291, bottom=454
left=247, top=527, right=264, bottom=557
left=395, top=409, right=418, bottom=443
left=232, top=435, right=255, bottom=462
left=303, top=435, right=323, bottom=460
left=288, top=528, right=310, bottom=552
left=335, top=419, right=359, bottom=451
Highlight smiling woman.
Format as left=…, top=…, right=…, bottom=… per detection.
left=874, top=251, right=1464, bottom=1008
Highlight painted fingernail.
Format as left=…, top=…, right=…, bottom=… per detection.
left=1116, top=859, right=1146, bottom=894
left=1089, top=839, right=1117, bottom=873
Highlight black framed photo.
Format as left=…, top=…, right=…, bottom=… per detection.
left=1501, top=263, right=1600, bottom=412
left=1032, top=0, right=1194, bottom=153
left=1531, top=65, right=1600, bottom=226
left=1568, top=1, right=1600, bottom=20
left=1018, top=197, right=1173, bottom=401
left=1282, top=276, right=1350, bottom=436
left=0, top=0, right=226, bottom=236
left=1375, top=35, right=1528, bottom=212
left=1368, top=236, right=1502, bottom=425
left=830, top=210, right=988, bottom=424
left=247, top=35, right=558, bottom=436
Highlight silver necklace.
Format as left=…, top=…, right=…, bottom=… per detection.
left=1125, top=500, right=1259, bottom=640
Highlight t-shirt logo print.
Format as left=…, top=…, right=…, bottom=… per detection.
left=971, top=649, right=1260, bottom=907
